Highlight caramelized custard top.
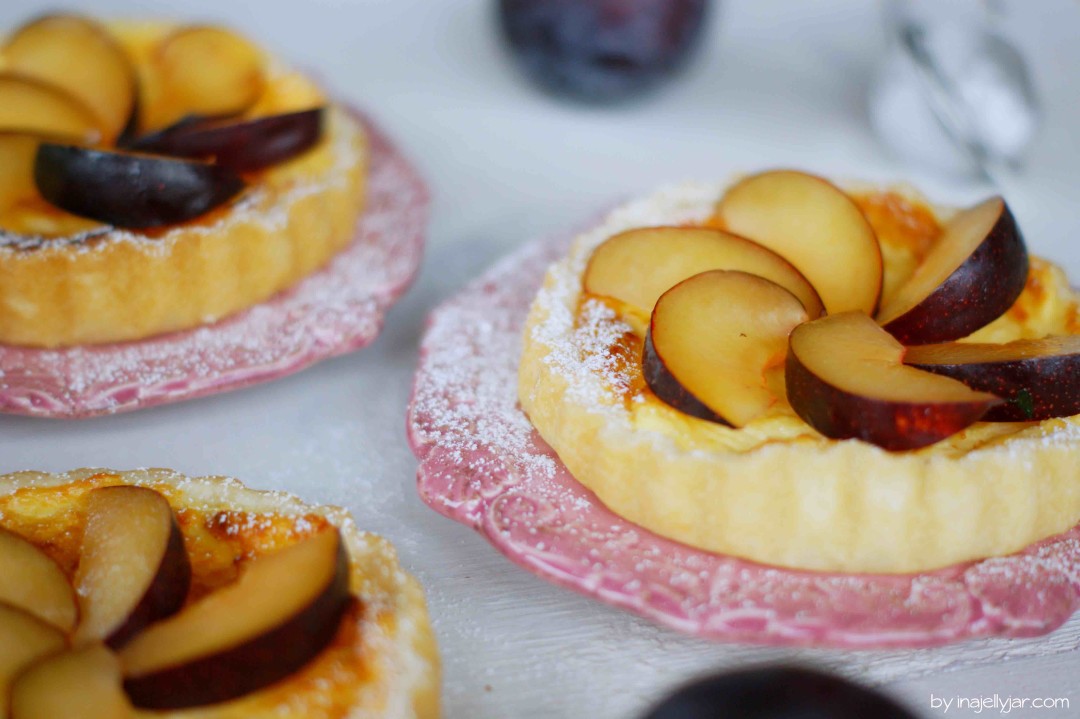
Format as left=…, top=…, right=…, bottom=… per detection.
left=575, top=191, right=1080, bottom=447
left=0, top=473, right=370, bottom=718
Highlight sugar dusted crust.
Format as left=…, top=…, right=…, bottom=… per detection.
left=0, top=23, right=367, bottom=348
left=518, top=181, right=1080, bottom=574
left=0, top=111, right=427, bottom=418
left=0, top=468, right=440, bottom=719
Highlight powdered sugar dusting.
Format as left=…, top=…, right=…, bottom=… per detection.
left=408, top=239, right=562, bottom=517
left=406, top=215, right=1080, bottom=647
left=529, top=182, right=718, bottom=427
left=0, top=110, right=427, bottom=418
left=0, top=467, right=435, bottom=719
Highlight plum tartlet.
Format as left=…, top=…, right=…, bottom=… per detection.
left=0, top=467, right=439, bottom=718
left=519, top=171, right=1080, bottom=574
left=0, top=15, right=367, bottom=347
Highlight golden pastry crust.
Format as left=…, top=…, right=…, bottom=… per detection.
left=519, top=181, right=1080, bottom=574
left=0, top=23, right=367, bottom=348
left=0, top=467, right=439, bottom=719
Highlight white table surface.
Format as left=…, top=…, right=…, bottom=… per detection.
left=1, top=1, right=1078, bottom=717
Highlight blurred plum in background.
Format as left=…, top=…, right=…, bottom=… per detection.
left=497, top=0, right=709, bottom=103
left=641, top=666, right=918, bottom=719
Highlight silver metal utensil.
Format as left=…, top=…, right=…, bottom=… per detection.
left=870, top=0, right=1040, bottom=187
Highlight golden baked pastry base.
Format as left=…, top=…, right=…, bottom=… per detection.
left=0, top=468, right=439, bottom=719
left=0, top=23, right=367, bottom=348
left=518, top=182, right=1080, bottom=574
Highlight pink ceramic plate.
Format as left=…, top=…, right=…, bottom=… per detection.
left=407, top=232, right=1080, bottom=648
left=0, top=112, right=427, bottom=418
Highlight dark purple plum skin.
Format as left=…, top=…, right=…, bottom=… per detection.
left=35, top=144, right=244, bottom=229
left=119, top=111, right=238, bottom=149
left=125, top=108, right=325, bottom=172
left=785, top=348, right=999, bottom=451
left=641, top=666, right=917, bottom=719
left=102, top=494, right=191, bottom=650
left=907, top=350, right=1080, bottom=422
left=642, top=329, right=728, bottom=425
left=884, top=201, right=1028, bottom=345
left=498, top=0, right=709, bottom=103
left=123, top=534, right=350, bottom=709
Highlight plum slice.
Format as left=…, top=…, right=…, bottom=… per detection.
left=0, top=73, right=101, bottom=142
left=786, top=312, right=1001, bottom=450
left=0, top=132, right=47, bottom=213
left=0, top=604, right=67, bottom=713
left=0, top=131, right=100, bottom=231
left=10, top=645, right=133, bottom=719
left=148, top=26, right=265, bottom=131
left=72, top=486, right=191, bottom=649
left=119, top=527, right=350, bottom=709
left=905, top=335, right=1080, bottom=421
left=3, top=14, right=137, bottom=143
left=34, top=143, right=244, bottom=228
left=126, top=107, right=325, bottom=172
left=644, top=270, right=809, bottom=426
left=716, top=170, right=884, bottom=315
left=876, top=197, right=1028, bottom=344
left=0, top=133, right=108, bottom=236
left=585, top=226, right=824, bottom=322
left=0, top=527, right=77, bottom=633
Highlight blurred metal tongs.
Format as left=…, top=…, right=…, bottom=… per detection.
left=874, top=0, right=1040, bottom=197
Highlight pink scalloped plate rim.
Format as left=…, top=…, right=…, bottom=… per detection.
left=406, top=231, right=1080, bottom=648
left=0, top=111, right=427, bottom=419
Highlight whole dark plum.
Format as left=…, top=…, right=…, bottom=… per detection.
left=497, top=0, right=709, bottom=103
left=641, top=667, right=918, bottom=719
